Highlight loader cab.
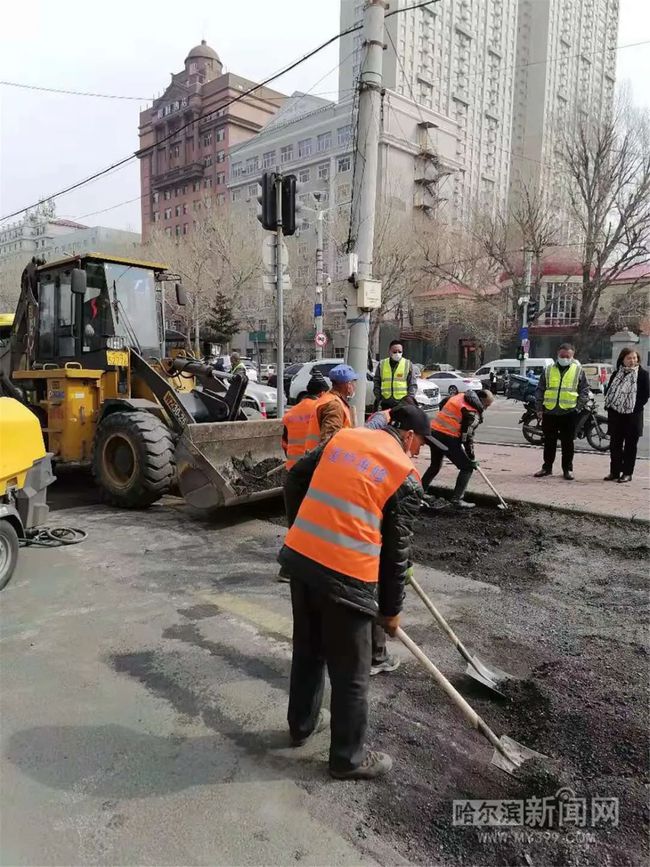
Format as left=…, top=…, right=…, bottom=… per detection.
left=31, top=254, right=165, bottom=369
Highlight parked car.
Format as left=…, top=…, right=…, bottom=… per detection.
left=424, top=370, right=483, bottom=396
left=421, top=363, right=455, bottom=377
left=241, top=381, right=278, bottom=418
left=289, top=359, right=440, bottom=414
left=583, top=362, right=613, bottom=394
left=474, top=358, right=553, bottom=393
left=259, top=363, right=276, bottom=382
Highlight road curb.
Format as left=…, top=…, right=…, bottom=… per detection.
left=425, top=484, right=650, bottom=525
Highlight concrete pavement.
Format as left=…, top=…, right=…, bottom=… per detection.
left=415, top=442, right=650, bottom=521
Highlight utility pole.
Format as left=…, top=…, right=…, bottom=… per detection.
left=519, top=249, right=533, bottom=376
left=275, top=175, right=285, bottom=416
left=347, top=0, right=386, bottom=425
left=314, top=202, right=324, bottom=361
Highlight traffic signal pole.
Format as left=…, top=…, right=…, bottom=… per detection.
left=347, top=0, right=386, bottom=425
left=519, top=249, right=533, bottom=376
left=275, top=175, right=285, bottom=417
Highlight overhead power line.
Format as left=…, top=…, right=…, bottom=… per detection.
left=0, top=0, right=439, bottom=224
left=0, top=79, right=152, bottom=100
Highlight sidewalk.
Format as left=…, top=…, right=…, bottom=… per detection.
left=414, top=443, right=650, bottom=522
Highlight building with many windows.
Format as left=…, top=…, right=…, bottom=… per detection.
left=137, top=40, right=286, bottom=241
left=339, top=0, right=519, bottom=222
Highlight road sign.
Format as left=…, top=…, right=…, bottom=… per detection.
left=519, top=326, right=529, bottom=340
left=262, top=274, right=292, bottom=292
left=315, top=332, right=328, bottom=348
left=314, top=302, right=323, bottom=317
left=522, top=338, right=530, bottom=353
left=262, top=235, right=288, bottom=274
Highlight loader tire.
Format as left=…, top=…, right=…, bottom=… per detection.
left=93, top=411, right=175, bottom=508
left=0, top=520, right=20, bottom=591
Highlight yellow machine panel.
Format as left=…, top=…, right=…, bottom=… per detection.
left=0, top=397, right=47, bottom=495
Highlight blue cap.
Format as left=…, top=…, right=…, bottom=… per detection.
left=329, top=364, right=359, bottom=383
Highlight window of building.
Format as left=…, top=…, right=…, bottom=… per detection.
left=317, top=132, right=332, bottom=152
left=203, top=132, right=212, bottom=147
left=204, top=177, right=213, bottom=189
left=337, top=156, right=351, bottom=173
left=175, top=204, right=182, bottom=217
left=204, top=155, right=213, bottom=167
left=216, top=128, right=225, bottom=142
left=280, top=144, right=293, bottom=163
left=183, top=203, right=188, bottom=215
left=193, top=180, right=201, bottom=192
left=164, top=207, right=172, bottom=219
left=232, top=188, right=242, bottom=202
left=299, top=167, right=310, bottom=183
left=175, top=225, right=181, bottom=237
left=248, top=184, right=257, bottom=198
left=298, top=138, right=312, bottom=158
left=216, top=193, right=225, bottom=205
left=152, top=192, right=159, bottom=204
left=337, top=125, right=352, bottom=147
left=183, top=223, right=189, bottom=235
left=262, top=150, right=276, bottom=169
left=216, top=150, right=225, bottom=163
left=170, top=144, right=180, bottom=158
left=190, top=62, right=197, bottom=73
left=216, top=172, right=226, bottom=185
left=153, top=212, right=160, bottom=222
left=164, top=190, right=171, bottom=200
left=232, top=161, right=244, bottom=178
left=318, top=163, right=329, bottom=180
left=245, top=156, right=259, bottom=175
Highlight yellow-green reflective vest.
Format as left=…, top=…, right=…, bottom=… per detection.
left=544, top=361, right=581, bottom=411
left=380, top=357, right=410, bottom=400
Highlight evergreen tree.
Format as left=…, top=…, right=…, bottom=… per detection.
left=203, top=292, right=240, bottom=344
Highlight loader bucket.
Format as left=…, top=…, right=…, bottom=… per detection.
left=175, top=418, right=285, bottom=510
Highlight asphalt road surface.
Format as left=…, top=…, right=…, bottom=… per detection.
left=476, top=395, right=650, bottom=458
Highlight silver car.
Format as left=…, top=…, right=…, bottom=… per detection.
left=243, top=381, right=278, bottom=418
left=425, top=370, right=483, bottom=396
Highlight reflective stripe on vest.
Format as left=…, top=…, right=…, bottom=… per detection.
left=430, top=393, right=477, bottom=439
left=380, top=357, right=410, bottom=400
left=304, top=391, right=351, bottom=449
left=283, top=397, right=316, bottom=469
left=284, top=427, right=417, bottom=583
left=544, top=362, right=581, bottom=411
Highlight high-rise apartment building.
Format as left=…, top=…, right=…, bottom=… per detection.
left=138, top=41, right=286, bottom=241
left=509, top=0, right=619, bottom=207
left=339, top=0, right=519, bottom=222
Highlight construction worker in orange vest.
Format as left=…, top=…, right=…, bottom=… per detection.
left=423, top=389, right=495, bottom=508
left=281, top=371, right=329, bottom=470
left=279, top=404, right=430, bottom=780
left=304, top=363, right=357, bottom=450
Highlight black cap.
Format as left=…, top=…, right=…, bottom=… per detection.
left=306, top=370, right=329, bottom=395
left=389, top=405, right=434, bottom=443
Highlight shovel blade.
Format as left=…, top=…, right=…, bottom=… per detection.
left=465, top=656, right=513, bottom=696
left=490, top=735, right=547, bottom=776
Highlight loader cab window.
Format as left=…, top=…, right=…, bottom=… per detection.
left=83, top=263, right=114, bottom=352
left=104, top=263, right=159, bottom=357
left=56, top=273, right=76, bottom=357
left=37, top=278, right=56, bottom=359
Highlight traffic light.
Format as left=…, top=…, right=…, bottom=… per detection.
left=517, top=346, right=525, bottom=361
left=256, top=172, right=278, bottom=230
left=527, top=299, right=539, bottom=321
left=281, top=174, right=302, bottom=236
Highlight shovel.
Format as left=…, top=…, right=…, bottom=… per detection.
left=408, top=574, right=513, bottom=696
left=475, top=466, right=509, bottom=510
left=397, top=627, right=546, bottom=776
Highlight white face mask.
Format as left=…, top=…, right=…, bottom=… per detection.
left=557, top=356, right=571, bottom=367
left=391, top=351, right=403, bottom=362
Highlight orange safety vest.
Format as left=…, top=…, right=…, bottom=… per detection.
left=304, top=391, right=352, bottom=450
left=282, top=397, right=316, bottom=470
left=284, top=428, right=418, bottom=583
left=430, top=393, right=478, bottom=439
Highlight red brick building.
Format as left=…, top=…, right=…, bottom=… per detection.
left=138, top=40, right=285, bottom=241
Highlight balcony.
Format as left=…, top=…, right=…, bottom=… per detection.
left=152, top=162, right=205, bottom=191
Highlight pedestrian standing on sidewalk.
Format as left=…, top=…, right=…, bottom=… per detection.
left=279, top=405, right=428, bottom=779
left=604, top=348, right=649, bottom=483
left=423, top=389, right=495, bottom=508
left=534, top=343, right=589, bottom=481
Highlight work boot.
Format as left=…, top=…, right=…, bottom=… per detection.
left=563, top=471, right=575, bottom=481
left=370, top=655, right=401, bottom=676
left=603, top=473, right=620, bottom=481
left=276, top=567, right=291, bottom=584
left=330, top=750, right=393, bottom=780
left=619, top=474, right=632, bottom=483
left=534, top=468, right=552, bottom=477
left=290, top=708, right=330, bottom=747
left=451, top=498, right=476, bottom=509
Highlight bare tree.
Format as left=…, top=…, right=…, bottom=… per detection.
left=0, top=255, right=25, bottom=311
left=563, top=105, right=650, bottom=352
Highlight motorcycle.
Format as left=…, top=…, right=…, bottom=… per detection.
left=519, top=395, right=610, bottom=452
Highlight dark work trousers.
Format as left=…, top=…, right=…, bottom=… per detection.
left=372, top=620, right=388, bottom=665
left=288, top=578, right=372, bottom=772
left=542, top=412, right=577, bottom=472
left=608, top=409, right=643, bottom=477
left=421, top=433, right=474, bottom=499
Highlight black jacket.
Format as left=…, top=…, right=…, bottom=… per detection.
left=605, top=365, right=649, bottom=415
left=279, top=427, right=423, bottom=618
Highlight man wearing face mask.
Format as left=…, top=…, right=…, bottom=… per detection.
left=374, top=340, right=417, bottom=410
left=279, top=404, right=428, bottom=779
left=304, top=363, right=358, bottom=450
left=534, top=343, right=589, bottom=481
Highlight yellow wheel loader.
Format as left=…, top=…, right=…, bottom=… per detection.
left=0, top=397, right=55, bottom=589
left=0, top=254, right=283, bottom=511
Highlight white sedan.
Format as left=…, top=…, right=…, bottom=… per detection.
left=424, top=370, right=483, bottom=396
